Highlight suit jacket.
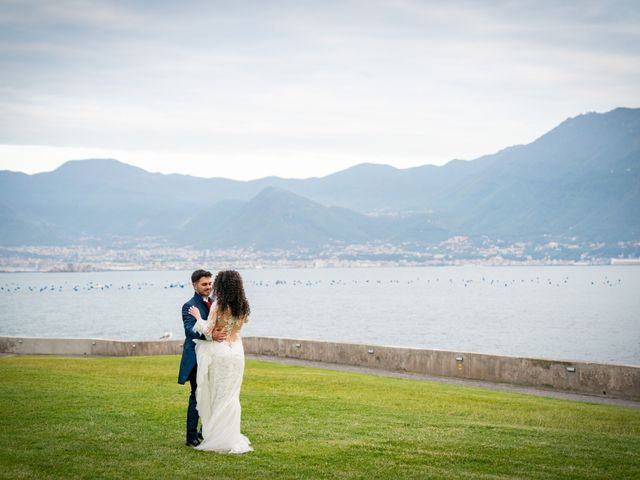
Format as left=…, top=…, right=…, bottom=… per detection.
left=177, top=293, right=210, bottom=384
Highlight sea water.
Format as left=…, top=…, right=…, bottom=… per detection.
left=0, top=266, right=638, bottom=365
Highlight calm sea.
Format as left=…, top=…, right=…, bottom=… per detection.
left=0, top=266, right=638, bottom=365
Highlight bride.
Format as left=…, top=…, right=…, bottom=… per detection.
left=188, top=270, right=253, bottom=454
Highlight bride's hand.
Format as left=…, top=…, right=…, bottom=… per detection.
left=188, top=306, right=202, bottom=320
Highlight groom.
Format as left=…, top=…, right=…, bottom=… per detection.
left=178, top=269, right=227, bottom=447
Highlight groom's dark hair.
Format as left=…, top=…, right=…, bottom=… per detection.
left=191, top=269, right=212, bottom=283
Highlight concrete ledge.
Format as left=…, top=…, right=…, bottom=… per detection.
left=245, top=354, right=640, bottom=408
left=0, top=336, right=183, bottom=356
left=242, top=337, right=640, bottom=401
left=1, top=335, right=638, bottom=401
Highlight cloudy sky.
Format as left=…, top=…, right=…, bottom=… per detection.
left=0, top=0, right=638, bottom=180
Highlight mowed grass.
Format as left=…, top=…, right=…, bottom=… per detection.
left=0, top=356, right=639, bottom=480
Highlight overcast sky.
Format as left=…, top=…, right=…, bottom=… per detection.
left=0, top=0, right=638, bottom=180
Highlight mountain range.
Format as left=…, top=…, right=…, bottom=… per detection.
left=1, top=107, right=638, bottom=251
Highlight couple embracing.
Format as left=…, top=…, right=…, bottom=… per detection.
left=177, top=269, right=253, bottom=454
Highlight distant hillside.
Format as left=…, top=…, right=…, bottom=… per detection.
left=431, top=107, right=640, bottom=241
left=175, top=187, right=450, bottom=249
left=1, top=107, right=638, bottom=248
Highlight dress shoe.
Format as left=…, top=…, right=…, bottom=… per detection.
left=185, top=438, right=201, bottom=448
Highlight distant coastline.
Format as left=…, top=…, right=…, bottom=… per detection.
left=1, top=241, right=638, bottom=273
left=0, top=256, right=634, bottom=273
left=610, top=258, right=640, bottom=265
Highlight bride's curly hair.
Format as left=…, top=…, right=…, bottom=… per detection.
left=213, top=270, right=250, bottom=320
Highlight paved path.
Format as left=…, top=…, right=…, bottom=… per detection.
left=247, top=354, right=640, bottom=409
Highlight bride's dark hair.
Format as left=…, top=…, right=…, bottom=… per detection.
left=213, top=270, right=250, bottom=320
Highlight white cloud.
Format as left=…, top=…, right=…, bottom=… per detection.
left=0, top=0, right=638, bottom=178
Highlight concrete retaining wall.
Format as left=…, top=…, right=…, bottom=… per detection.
left=1, top=335, right=638, bottom=400
left=242, top=337, right=640, bottom=401
left=0, top=336, right=183, bottom=356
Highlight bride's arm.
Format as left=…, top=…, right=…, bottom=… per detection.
left=188, top=306, right=212, bottom=337
left=182, top=303, right=206, bottom=340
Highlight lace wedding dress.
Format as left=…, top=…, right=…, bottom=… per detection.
left=192, top=313, right=253, bottom=454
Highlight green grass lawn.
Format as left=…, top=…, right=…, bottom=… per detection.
left=0, top=355, right=639, bottom=480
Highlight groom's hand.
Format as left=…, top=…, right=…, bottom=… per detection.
left=212, top=327, right=227, bottom=342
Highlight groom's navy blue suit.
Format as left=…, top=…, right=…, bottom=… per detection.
left=178, top=293, right=210, bottom=443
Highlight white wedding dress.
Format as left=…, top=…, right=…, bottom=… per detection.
left=192, top=315, right=253, bottom=454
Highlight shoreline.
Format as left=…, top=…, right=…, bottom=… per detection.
left=2, top=262, right=638, bottom=274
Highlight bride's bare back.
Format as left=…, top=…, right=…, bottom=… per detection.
left=208, top=304, right=248, bottom=343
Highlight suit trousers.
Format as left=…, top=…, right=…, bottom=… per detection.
left=186, top=365, right=199, bottom=442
